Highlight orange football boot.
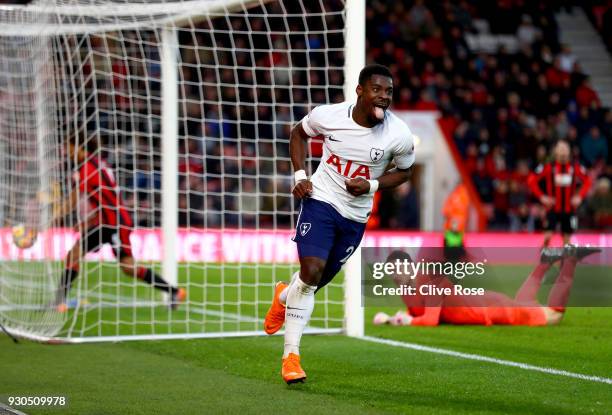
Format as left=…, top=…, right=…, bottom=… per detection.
left=281, top=353, right=306, bottom=384
left=264, top=281, right=288, bottom=334
left=170, top=287, right=187, bottom=310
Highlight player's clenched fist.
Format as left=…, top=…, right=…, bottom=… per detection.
left=345, top=178, right=371, bottom=196
left=293, top=179, right=313, bottom=199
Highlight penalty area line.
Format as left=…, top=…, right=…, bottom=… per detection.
left=360, top=335, right=612, bottom=385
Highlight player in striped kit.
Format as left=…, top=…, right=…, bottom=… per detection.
left=52, top=138, right=186, bottom=312
left=527, top=140, right=592, bottom=247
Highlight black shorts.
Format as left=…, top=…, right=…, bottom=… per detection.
left=81, top=223, right=133, bottom=259
left=545, top=212, right=577, bottom=234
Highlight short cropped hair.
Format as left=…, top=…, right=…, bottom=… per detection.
left=358, top=64, right=392, bottom=85
left=386, top=250, right=412, bottom=263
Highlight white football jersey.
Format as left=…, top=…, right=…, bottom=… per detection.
left=301, top=101, right=416, bottom=223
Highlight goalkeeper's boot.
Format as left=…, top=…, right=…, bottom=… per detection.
left=282, top=353, right=306, bottom=384
left=56, top=298, right=82, bottom=313
left=540, top=247, right=564, bottom=264
left=170, top=288, right=187, bottom=310
left=264, top=281, right=288, bottom=334
left=564, top=244, right=601, bottom=261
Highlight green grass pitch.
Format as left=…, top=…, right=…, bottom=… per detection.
left=1, top=263, right=611, bottom=414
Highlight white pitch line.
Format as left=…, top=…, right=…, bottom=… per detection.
left=0, top=402, right=29, bottom=415
left=360, top=335, right=612, bottom=385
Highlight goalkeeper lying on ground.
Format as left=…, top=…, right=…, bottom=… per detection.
left=373, top=245, right=600, bottom=327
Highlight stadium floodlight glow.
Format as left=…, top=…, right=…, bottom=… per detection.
left=0, top=0, right=365, bottom=342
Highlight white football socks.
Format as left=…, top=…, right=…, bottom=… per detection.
left=279, top=271, right=299, bottom=305
left=283, top=276, right=317, bottom=358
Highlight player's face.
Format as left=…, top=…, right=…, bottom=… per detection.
left=358, top=75, right=393, bottom=123
left=555, top=142, right=570, bottom=163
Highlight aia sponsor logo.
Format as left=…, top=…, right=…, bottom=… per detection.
left=326, top=154, right=370, bottom=179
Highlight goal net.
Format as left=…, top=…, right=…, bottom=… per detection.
left=0, top=0, right=363, bottom=342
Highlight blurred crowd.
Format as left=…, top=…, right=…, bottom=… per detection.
left=367, top=0, right=612, bottom=231
left=72, top=1, right=346, bottom=230
left=53, top=0, right=612, bottom=232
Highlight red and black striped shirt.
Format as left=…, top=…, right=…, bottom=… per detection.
left=76, top=155, right=133, bottom=228
left=527, top=161, right=592, bottom=213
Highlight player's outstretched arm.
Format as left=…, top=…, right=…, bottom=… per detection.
left=376, top=167, right=411, bottom=190
left=289, top=123, right=313, bottom=199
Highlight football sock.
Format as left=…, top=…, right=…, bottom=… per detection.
left=56, top=268, right=79, bottom=304
left=138, top=268, right=176, bottom=294
left=283, top=277, right=316, bottom=358
left=514, top=263, right=551, bottom=303
left=279, top=271, right=300, bottom=305
left=547, top=257, right=578, bottom=312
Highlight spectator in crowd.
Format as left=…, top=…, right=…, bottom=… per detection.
left=442, top=182, right=469, bottom=251
left=516, top=15, right=541, bottom=47
left=582, top=177, right=612, bottom=230
left=581, top=126, right=608, bottom=167
left=558, top=44, right=577, bottom=73
left=575, top=78, right=601, bottom=109
left=178, top=170, right=205, bottom=227
left=377, top=181, right=420, bottom=229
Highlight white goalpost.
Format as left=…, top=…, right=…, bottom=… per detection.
left=0, top=0, right=364, bottom=342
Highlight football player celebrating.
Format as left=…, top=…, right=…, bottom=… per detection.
left=52, top=137, right=186, bottom=312
left=264, top=64, right=416, bottom=383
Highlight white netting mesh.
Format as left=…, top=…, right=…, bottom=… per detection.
left=0, top=0, right=348, bottom=341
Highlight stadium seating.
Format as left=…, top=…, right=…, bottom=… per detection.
left=88, top=0, right=611, bottom=232
left=367, top=0, right=611, bottom=231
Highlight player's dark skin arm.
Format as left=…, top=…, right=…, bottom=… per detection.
left=290, top=122, right=313, bottom=199
left=345, top=167, right=411, bottom=196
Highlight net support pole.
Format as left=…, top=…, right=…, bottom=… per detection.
left=161, top=25, right=179, bottom=295
left=34, top=36, right=51, bottom=228
left=343, top=0, right=365, bottom=338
